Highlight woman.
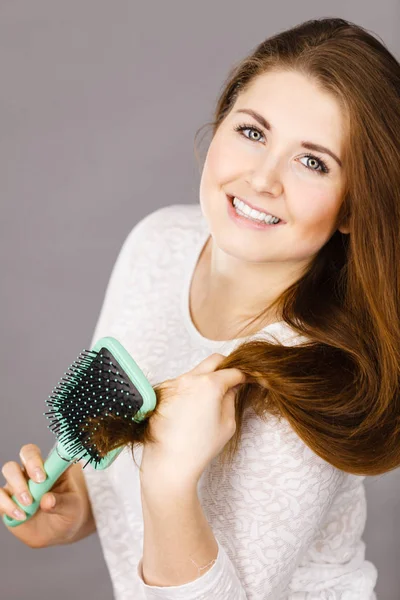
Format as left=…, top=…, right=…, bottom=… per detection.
left=3, top=16, right=399, bottom=599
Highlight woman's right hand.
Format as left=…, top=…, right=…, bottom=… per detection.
left=0, top=443, right=93, bottom=548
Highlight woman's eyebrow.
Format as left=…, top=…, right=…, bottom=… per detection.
left=235, top=108, right=342, bottom=168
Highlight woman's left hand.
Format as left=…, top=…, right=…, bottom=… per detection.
left=140, top=353, right=247, bottom=488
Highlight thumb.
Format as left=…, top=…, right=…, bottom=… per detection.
left=220, top=381, right=246, bottom=423
left=215, top=367, right=247, bottom=395
left=189, top=353, right=227, bottom=375
left=40, top=491, right=73, bottom=515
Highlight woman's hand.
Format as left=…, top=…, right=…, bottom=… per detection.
left=1, top=443, right=94, bottom=548
left=140, top=353, right=247, bottom=488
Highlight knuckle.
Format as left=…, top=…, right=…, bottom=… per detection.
left=202, top=382, right=221, bottom=401
left=176, top=375, right=191, bottom=392
left=0, top=488, right=19, bottom=517
left=177, top=372, right=189, bottom=384
left=202, top=373, right=214, bottom=385
left=0, top=487, right=10, bottom=505
left=17, top=482, right=30, bottom=495
left=1, top=461, right=19, bottom=479
left=19, top=443, right=40, bottom=464
left=205, top=373, right=222, bottom=392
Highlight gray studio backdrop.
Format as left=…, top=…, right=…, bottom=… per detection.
left=1, top=2, right=399, bottom=599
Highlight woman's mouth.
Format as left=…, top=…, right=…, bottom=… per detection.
left=226, top=195, right=286, bottom=230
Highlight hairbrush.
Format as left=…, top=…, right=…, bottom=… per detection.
left=3, top=336, right=156, bottom=528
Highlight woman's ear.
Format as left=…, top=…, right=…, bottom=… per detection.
left=336, top=195, right=350, bottom=234
left=337, top=209, right=351, bottom=234
left=338, top=222, right=350, bottom=234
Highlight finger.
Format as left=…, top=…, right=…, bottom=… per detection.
left=0, top=486, right=27, bottom=521
left=19, top=444, right=47, bottom=483
left=220, top=388, right=238, bottom=425
left=189, top=353, right=227, bottom=375
left=213, top=367, right=247, bottom=394
left=40, top=490, right=74, bottom=516
left=39, top=492, right=58, bottom=512
left=1, top=461, right=33, bottom=508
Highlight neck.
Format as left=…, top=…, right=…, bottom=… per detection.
left=200, top=236, right=302, bottom=330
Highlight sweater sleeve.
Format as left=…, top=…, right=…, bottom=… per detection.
left=134, top=412, right=377, bottom=599
left=136, top=540, right=247, bottom=599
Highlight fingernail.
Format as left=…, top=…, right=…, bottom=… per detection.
left=20, top=492, right=32, bottom=506
left=13, top=509, right=26, bottom=520
left=34, top=468, right=46, bottom=483
left=48, top=494, right=56, bottom=508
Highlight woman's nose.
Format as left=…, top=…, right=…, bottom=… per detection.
left=247, top=149, right=284, bottom=194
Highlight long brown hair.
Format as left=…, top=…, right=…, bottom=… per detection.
left=91, top=18, right=400, bottom=477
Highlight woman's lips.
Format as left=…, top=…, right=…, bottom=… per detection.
left=226, top=195, right=286, bottom=230
left=227, top=195, right=285, bottom=223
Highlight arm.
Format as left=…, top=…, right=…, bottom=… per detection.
left=135, top=413, right=377, bottom=599
left=139, top=475, right=219, bottom=586
left=138, top=470, right=247, bottom=599
left=62, top=464, right=96, bottom=545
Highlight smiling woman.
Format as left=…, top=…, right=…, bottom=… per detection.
left=75, top=16, right=400, bottom=600
left=196, top=69, right=350, bottom=318
left=189, top=23, right=400, bottom=476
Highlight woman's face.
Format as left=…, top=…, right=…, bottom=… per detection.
left=199, top=69, right=348, bottom=267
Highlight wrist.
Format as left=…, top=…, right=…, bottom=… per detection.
left=61, top=465, right=96, bottom=545
left=140, top=458, right=199, bottom=498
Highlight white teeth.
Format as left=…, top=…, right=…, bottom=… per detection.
left=232, top=197, right=281, bottom=224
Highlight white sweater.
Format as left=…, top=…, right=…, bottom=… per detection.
left=82, top=203, right=378, bottom=600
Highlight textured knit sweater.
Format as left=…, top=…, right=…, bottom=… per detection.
left=82, top=203, right=378, bottom=599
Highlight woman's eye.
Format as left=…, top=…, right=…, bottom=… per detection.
left=299, top=154, right=329, bottom=175
left=234, top=124, right=265, bottom=143
left=234, top=123, right=330, bottom=175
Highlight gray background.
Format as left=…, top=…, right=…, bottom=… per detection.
left=0, top=1, right=399, bottom=599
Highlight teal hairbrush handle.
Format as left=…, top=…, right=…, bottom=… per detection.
left=2, top=443, right=73, bottom=528
left=3, top=335, right=155, bottom=528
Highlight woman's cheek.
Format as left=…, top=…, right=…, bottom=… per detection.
left=288, top=160, right=334, bottom=186
left=208, top=138, right=243, bottom=181
left=296, top=200, right=342, bottom=256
